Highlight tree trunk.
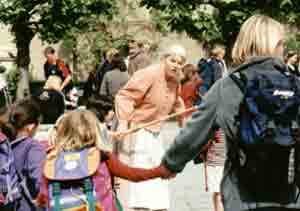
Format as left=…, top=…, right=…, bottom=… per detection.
left=72, top=47, right=79, bottom=81
left=13, top=23, right=34, bottom=100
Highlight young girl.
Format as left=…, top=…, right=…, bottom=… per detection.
left=37, top=109, right=163, bottom=211
left=1, top=99, right=46, bottom=211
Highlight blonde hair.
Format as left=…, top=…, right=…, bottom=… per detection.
left=211, top=45, right=225, bottom=58
left=51, top=110, right=103, bottom=152
left=106, top=48, right=119, bottom=62
left=232, top=15, right=284, bottom=65
left=44, top=76, right=62, bottom=91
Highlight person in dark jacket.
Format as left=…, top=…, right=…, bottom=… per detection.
left=95, top=48, right=118, bottom=91
left=100, top=53, right=129, bottom=101
left=156, top=15, right=299, bottom=211
left=198, top=44, right=227, bottom=98
left=0, top=99, right=46, bottom=211
left=285, top=50, right=299, bottom=77
left=33, top=76, right=65, bottom=124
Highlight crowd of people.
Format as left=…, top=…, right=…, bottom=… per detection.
left=1, top=14, right=300, bottom=211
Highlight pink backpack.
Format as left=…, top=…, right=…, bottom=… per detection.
left=44, top=147, right=117, bottom=211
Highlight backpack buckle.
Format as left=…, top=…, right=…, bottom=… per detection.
left=266, top=121, right=276, bottom=137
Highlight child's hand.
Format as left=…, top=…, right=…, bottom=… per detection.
left=157, top=164, right=177, bottom=180
left=115, top=120, right=129, bottom=140
left=109, top=131, right=127, bottom=140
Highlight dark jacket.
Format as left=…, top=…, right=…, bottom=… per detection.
left=287, top=64, right=300, bottom=78
left=162, top=57, right=300, bottom=211
left=33, top=89, right=65, bottom=124
left=95, top=60, right=114, bottom=92
left=198, top=58, right=225, bottom=96
left=11, top=137, right=46, bottom=211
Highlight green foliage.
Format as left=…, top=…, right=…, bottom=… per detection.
left=140, top=0, right=300, bottom=46
left=0, top=0, right=117, bottom=44
left=0, top=0, right=118, bottom=97
left=285, top=34, right=300, bottom=52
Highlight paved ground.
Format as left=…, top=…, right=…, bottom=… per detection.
left=161, top=121, right=213, bottom=211
left=116, top=121, right=213, bottom=211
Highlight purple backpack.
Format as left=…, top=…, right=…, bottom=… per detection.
left=44, top=147, right=117, bottom=211
left=0, top=132, right=20, bottom=205
left=0, top=132, right=38, bottom=208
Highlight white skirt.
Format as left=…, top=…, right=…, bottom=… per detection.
left=207, top=166, right=224, bottom=193
left=128, top=129, right=170, bottom=210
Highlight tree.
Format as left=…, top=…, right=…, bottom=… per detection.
left=60, top=0, right=157, bottom=81
left=140, top=0, right=300, bottom=53
left=0, top=0, right=116, bottom=99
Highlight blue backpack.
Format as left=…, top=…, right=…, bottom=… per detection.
left=230, top=68, right=300, bottom=203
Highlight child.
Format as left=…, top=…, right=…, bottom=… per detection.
left=1, top=99, right=46, bottom=211
left=33, top=76, right=65, bottom=124
left=205, top=129, right=225, bottom=211
left=36, top=110, right=163, bottom=211
left=180, top=64, right=203, bottom=118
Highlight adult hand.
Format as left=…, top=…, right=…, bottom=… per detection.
left=115, top=120, right=129, bottom=141
left=111, top=131, right=127, bottom=141
left=157, top=164, right=177, bottom=180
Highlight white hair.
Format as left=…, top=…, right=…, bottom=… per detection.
left=160, top=44, right=187, bottom=59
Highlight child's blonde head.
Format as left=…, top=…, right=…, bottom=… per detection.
left=52, top=110, right=103, bottom=151
left=232, top=15, right=284, bottom=65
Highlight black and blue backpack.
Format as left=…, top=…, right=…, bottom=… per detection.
left=229, top=66, right=300, bottom=204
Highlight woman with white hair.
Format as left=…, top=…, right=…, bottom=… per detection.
left=115, top=45, right=186, bottom=211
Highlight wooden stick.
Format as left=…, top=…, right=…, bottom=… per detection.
left=204, top=158, right=209, bottom=192
left=117, top=105, right=199, bottom=137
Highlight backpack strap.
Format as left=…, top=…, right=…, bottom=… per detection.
left=84, top=178, right=96, bottom=211
left=229, top=72, right=247, bottom=94
left=11, top=137, right=36, bottom=206
left=51, top=182, right=61, bottom=211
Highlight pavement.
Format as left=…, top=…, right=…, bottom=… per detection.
left=117, top=121, right=213, bottom=211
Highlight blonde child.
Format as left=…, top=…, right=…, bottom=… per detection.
left=37, top=110, right=163, bottom=211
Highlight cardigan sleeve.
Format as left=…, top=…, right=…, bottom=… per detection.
left=105, top=152, right=161, bottom=182
left=115, top=69, right=154, bottom=121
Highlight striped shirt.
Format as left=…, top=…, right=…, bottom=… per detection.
left=206, top=129, right=226, bottom=166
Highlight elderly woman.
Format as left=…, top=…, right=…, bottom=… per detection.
left=115, top=45, right=186, bottom=211
left=157, top=15, right=300, bottom=211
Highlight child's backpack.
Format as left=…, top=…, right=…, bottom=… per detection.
left=0, top=132, right=21, bottom=205
left=44, top=147, right=103, bottom=211
left=229, top=67, right=300, bottom=204
left=197, top=58, right=209, bottom=75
